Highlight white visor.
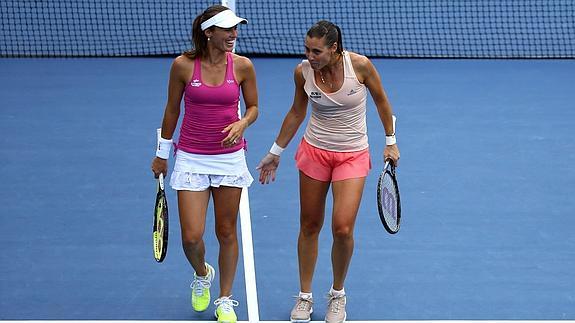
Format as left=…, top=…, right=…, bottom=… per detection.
left=200, top=10, right=248, bottom=31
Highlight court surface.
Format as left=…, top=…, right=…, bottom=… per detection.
left=1, top=57, right=574, bottom=321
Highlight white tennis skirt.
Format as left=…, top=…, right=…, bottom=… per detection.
left=170, top=149, right=254, bottom=191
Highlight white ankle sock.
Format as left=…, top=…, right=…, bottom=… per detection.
left=299, top=291, right=313, bottom=300
left=329, top=286, right=345, bottom=297
left=195, top=264, right=210, bottom=278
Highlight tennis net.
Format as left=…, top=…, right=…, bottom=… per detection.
left=1, top=0, right=573, bottom=58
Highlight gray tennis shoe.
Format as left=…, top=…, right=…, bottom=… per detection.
left=290, top=295, right=313, bottom=323
left=325, top=293, right=346, bottom=323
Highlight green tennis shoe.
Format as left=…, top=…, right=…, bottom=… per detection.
left=214, top=296, right=239, bottom=323
left=190, top=262, right=215, bottom=312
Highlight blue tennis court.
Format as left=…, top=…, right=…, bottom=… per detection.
left=1, top=0, right=575, bottom=321
left=1, top=56, right=574, bottom=321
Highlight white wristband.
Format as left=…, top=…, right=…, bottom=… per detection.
left=269, top=142, right=285, bottom=156
left=156, top=128, right=173, bottom=159
left=385, top=135, right=397, bottom=146
left=386, top=115, right=397, bottom=146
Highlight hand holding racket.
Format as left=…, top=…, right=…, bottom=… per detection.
left=153, top=173, right=169, bottom=262
left=378, top=115, right=401, bottom=234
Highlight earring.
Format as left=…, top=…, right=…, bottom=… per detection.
left=207, top=37, right=211, bottom=41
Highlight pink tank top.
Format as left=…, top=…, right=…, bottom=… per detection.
left=177, top=52, right=244, bottom=155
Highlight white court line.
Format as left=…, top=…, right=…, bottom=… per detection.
left=239, top=187, right=260, bottom=323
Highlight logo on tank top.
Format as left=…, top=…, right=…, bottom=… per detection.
left=190, top=79, right=202, bottom=87
left=226, top=79, right=235, bottom=84
left=347, top=86, right=362, bottom=96
left=310, top=91, right=322, bottom=99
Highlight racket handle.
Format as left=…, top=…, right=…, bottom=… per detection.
left=385, top=157, right=397, bottom=168
left=159, top=173, right=165, bottom=190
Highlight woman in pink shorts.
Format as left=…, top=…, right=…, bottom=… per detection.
left=257, top=20, right=400, bottom=323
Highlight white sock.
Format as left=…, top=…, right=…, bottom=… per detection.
left=299, top=291, right=313, bottom=300
left=329, top=286, right=345, bottom=297
left=196, top=264, right=210, bottom=278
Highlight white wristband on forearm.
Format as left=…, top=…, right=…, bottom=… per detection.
left=385, top=115, right=397, bottom=146
left=269, top=142, right=285, bottom=156
left=386, top=115, right=397, bottom=146
left=156, top=128, right=173, bottom=159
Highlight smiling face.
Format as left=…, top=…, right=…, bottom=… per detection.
left=304, top=36, right=337, bottom=70
left=205, top=25, right=239, bottom=52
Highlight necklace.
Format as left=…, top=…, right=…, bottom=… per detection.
left=319, top=70, right=333, bottom=89
left=319, top=54, right=342, bottom=89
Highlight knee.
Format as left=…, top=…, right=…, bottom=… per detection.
left=300, top=220, right=322, bottom=238
left=216, top=224, right=237, bottom=244
left=181, top=230, right=203, bottom=248
left=332, top=224, right=354, bottom=241
left=181, top=238, right=203, bottom=252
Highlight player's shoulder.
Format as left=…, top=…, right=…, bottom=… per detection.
left=293, top=63, right=306, bottom=83
left=347, top=51, right=375, bottom=78
left=347, top=51, right=371, bottom=68
left=295, top=62, right=304, bottom=72
left=170, top=54, right=195, bottom=80
left=172, top=54, right=194, bottom=70
left=296, top=59, right=312, bottom=74
left=174, top=54, right=193, bottom=64
left=294, top=62, right=306, bottom=76
left=232, top=53, right=254, bottom=70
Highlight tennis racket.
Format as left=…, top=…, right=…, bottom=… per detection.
left=153, top=173, right=169, bottom=262
left=377, top=159, right=401, bottom=234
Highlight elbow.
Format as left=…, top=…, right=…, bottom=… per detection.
left=252, top=106, right=259, bottom=121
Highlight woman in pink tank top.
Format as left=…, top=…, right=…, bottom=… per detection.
left=257, top=21, right=400, bottom=322
left=150, top=5, right=258, bottom=320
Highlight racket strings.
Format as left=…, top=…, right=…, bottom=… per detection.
left=153, top=193, right=168, bottom=261
left=155, top=206, right=164, bottom=232
left=153, top=176, right=169, bottom=262
left=154, top=234, right=163, bottom=252
left=380, top=172, right=399, bottom=228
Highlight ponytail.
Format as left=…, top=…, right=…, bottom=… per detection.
left=306, top=20, right=343, bottom=53
left=183, top=5, right=229, bottom=59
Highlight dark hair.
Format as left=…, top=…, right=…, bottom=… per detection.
left=306, top=20, right=343, bottom=54
left=184, top=4, right=229, bottom=59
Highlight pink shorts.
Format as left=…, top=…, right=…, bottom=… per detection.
left=295, top=138, right=371, bottom=182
